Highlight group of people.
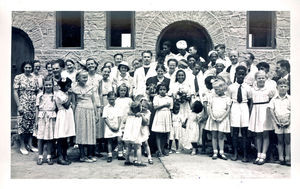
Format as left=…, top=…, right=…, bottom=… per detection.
left=13, top=40, right=291, bottom=167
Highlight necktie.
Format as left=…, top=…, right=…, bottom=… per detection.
left=194, top=75, right=199, bottom=93
left=237, top=84, right=242, bottom=103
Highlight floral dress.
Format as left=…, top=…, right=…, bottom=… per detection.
left=13, top=73, right=38, bottom=134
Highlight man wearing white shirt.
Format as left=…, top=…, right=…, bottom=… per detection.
left=190, top=61, right=205, bottom=103
left=110, top=53, right=124, bottom=81
left=226, top=50, right=240, bottom=83
left=242, top=52, right=258, bottom=86
left=175, top=40, right=190, bottom=61
left=215, top=44, right=231, bottom=69
left=133, top=50, right=157, bottom=97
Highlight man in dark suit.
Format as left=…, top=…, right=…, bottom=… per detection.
left=272, top=59, right=290, bottom=95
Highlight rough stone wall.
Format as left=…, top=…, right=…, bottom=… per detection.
left=12, top=11, right=290, bottom=76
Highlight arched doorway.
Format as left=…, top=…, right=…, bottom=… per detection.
left=11, top=27, right=34, bottom=117
left=156, top=21, right=213, bottom=61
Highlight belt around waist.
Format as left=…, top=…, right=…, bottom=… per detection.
left=253, top=101, right=269, bottom=105
left=233, top=101, right=247, bottom=104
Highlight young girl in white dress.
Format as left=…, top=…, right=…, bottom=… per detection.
left=123, top=99, right=151, bottom=166
left=35, top=77, right=57, bottom=165
left=248, top=70, right=276, bottom=165
left=152, top=83, right=173, bottom=157
left=102, top=91, right=122, bottom=163
left=201, top=75, right=216, bottom=155
left=115, top=84, right=132, bottom=158
left=139, top=98, right=153, bottom=164
left=206, top=78, right=231, bottom=160
left=186, top=100, right=204, bottom=155
left=54, top=77, right=76, bottom=165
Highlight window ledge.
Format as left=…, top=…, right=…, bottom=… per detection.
left=106, top=47, right=135, bottom=50
left=247, top=47, right=276, bottom=50
left=56, top=47, right=84, bottom=50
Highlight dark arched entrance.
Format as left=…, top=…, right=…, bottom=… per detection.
left=156, top=21, right=213, bottom=61
left=11, top=27, right=34, bottom=117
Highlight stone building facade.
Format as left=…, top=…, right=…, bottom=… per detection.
left=11, top=11, right=290, bottom=75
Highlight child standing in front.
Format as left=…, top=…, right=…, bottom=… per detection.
left=115, top=84, right=132, bottom=159
left=202, top=75, right=216, bottom=154
left=186, top=100, right=204, bottom=155
left=228, top=65, right=252, bottom=162
left=35, top=77, right=57, bottom=165
left=139, top=98, right=153, bottom=164
left=54, top=77, right=76, bottom=165
left=168, top=102, right=182, bottom=154
left=268, top=78, right=291, bottom=166
left=152, top=83, right=173, bottom=157
left=102, top=91, right=122, bottom=162
left=206, top=78, right=231, bottom=160
left=248, top=70, right=276, bottom=165
left=73, top=70, right=98, bottom=163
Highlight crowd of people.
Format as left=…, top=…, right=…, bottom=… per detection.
left=13, top=40, right=291, bottom=167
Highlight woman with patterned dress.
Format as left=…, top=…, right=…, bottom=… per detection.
left=13, top=61, right=39, bottom=155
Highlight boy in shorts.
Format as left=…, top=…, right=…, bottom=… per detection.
left=268, top=78, right=290, bottom=166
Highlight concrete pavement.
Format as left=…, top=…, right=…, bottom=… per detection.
left=11, top=145, right=290, bottom=179
left=159, top=152, right=290, bottom=179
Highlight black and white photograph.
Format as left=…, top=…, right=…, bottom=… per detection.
left=1, top=0, right=300, bottom=186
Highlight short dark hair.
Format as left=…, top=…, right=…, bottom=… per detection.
left=86, top=58, right=98, bottom=69
left=167, top=58, right=178, bottom=67
left=32, top=60, right=40, bottom=64
left=156, top=83, right=169, bottom=93
left=114, top=53, right=123, bottom=59
left=214, top=44, right=225, bottom=50
left=192, top=100, right=203, bottom=113
left=278, top=59, right=290, bottom=73
left=235, top=65, right=247, bottom=73
left=187, top=54, right=199, bottom=61
left=103, top=61, right=114, bottom=68
left=204, top=75, right=216, bottom=90
left=107, top=91, right=116, bottom=98
left=141, top=50, right=153, bottom=57
left=65, top=59, right=75, bottom=65
left=256, top=62, right=270, bottom=72
left=21, top=60, right=34, bottom=73
left=101, top=66, right=111, bottom=72
left=53, top=59, right=65, bottom=69
left=246, top=52, right=255, bottom=61
left=45, top=61, right=53, bottom=69
left=155, top=64, right=167, bottom=72
left=57, top=77, right=72, bottom=92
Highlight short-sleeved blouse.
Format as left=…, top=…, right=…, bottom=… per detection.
left=72, top=83, right=94, bottom=109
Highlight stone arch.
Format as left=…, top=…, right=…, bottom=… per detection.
left=12, top=15, right=44, bottom=56
left=141, top=11, right=226, bottom=56
left=156, top=20, right=213, bottom=61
